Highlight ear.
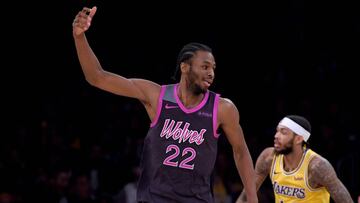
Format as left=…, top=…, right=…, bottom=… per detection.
left=180, top=62, right=190, bottom=73
left=294, top=135, right=304, bottom=145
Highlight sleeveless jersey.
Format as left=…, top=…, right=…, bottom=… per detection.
left=137, top=84, right=221, bottom=203
left=270, top=149, right=330, bottom=203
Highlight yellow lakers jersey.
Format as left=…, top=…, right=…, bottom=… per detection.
left=270, top=149, right=330, bottom=203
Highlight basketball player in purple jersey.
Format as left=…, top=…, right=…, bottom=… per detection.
left=72, top=6, right=258, bottom=203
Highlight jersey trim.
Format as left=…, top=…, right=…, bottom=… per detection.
left=213, top=94, right=220, bottom=138
left=270, top=152, right=277, bottom=180
left=281, top=149, right=307, bottom=175
left=150, top=85, right=166, bottom=127
left=305, top=153, right=326, bottom=192
left=174, top=83, right=210, bottom=114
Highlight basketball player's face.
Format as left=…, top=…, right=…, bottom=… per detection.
left=274, top=126, right=295, bottom=155
left=187, top=51, right=215, bottom=95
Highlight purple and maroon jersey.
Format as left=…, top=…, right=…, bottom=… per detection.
left=137, top=83, right=221, bottom=203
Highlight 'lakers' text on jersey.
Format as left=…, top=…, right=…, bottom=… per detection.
left=270, top=149, right=330, bottom=203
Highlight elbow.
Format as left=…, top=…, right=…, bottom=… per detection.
left=85, top=75, right=98, bottom=86
left=81, top=63, right=106, bottom=86
left=233, top=146, right=253, bottom=163
left=233, top=146, right=243, bottom=157
left=85, top=71, right=104, bottom=87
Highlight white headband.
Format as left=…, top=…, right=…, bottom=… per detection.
left=278, top=117, right=311, bottom=142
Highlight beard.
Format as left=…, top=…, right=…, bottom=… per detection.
left=190, top=83, right=205, bottom=95
left=275, top=144, right=293, bottom=155
left=275, top=138, right=294, bottom=155
left=187, top=67, right=206, bottom=95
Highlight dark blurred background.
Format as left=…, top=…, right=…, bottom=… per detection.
left=1, top=0, right=359, bottom=202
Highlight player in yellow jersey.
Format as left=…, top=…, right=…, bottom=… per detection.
left=237, top=115, right=354, bottom=203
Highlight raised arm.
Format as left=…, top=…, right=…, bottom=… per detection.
left=72, top=6, right=161, bottom=119
left=236, top=147, right=274, bottom=203
left=218, top=98, right=258, bottom=203
left=309, top=156, right=354, bottom=203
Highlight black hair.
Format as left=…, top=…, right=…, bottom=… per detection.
left=172, top=42, right=212, bottom=81
left=286, top=115, right=311, bottom=133
left=286, top=115, right=311, bottom=147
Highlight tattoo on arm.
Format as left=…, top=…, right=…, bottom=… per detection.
left=255, top=148, right=274, bottom=190
left=238, top=148, right=273, bottom=202
left=309, top=156, right=354, bottom=203
left=256, top=153, right=271, bottom=176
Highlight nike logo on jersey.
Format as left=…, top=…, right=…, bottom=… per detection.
left=165, top=104, right=179, bottom=109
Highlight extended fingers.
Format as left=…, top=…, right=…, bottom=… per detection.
left=81, top=7, right=91, bottom=15
left=73, top=9, right=91, bottom=26
left=72, top=6, right=96, bottom=34
left=81, top=6, right=97, bottom=17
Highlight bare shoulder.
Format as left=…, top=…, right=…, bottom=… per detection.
left=308, top=154, right=336, bottom=187
left=309, top=154, right=333, bottom=174
left=309, top=153, right=354, bottom=202
left=259, top=147, right=275, bottom=161
left=219, top=97, right=237, bottom=110
left=218, top=97, right=238, bottom=118
left=256, top=147, right=275, bottom=173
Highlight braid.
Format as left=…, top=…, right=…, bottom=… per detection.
left=172, top=42, right=212, bottom=81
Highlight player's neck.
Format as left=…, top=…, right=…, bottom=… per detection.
left=283, top=146, right=304, bottom=172
left=177, top=82, right=205, bottom=108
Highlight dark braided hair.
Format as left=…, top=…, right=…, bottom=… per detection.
left=172, top=42, right=212, bottom=81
